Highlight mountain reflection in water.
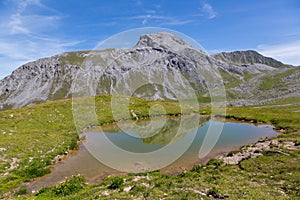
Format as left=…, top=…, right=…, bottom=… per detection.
left=28, top=115, right=278, bottom=192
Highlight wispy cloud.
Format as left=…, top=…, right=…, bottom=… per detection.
left=128, top=14, right=195, bottom=26
left=161, top=19, right=195, bottom=26
left=121, top=1, right=217, bottom=27
left=201, top=2, right=217, bottom=19
left=257, top=41, right=300, bottom=66
left=129, top=14, right=167, bottom=21
left=0, top=37, right=81, bottom=60
left=0, top=36, right=82, bottom=78
left=0, top=0, right=81, bottom=79
left=3, top=0, right=60, bottom=35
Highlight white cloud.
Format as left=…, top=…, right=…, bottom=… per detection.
left=0, top=0, right=81, bottom=79
left=129, top=14, right=194, bottom=26
left=9, top=13, right=30, bottom=34
left=0, top=38, right=80, bottom=60
left=161, top=19, right=195, bottom=26
left=129, top=14, right=168, bottom=21
left=0, top=0, right=62, bottom=39
left=202, top=3, right=217, bottom=19
left=0, top=37, right=82, bottom=78
left=142, top=18, right=148, bottom=25
left=4, top=0, right=50, bottom=35
left=257, top=41, right=300, bottom=66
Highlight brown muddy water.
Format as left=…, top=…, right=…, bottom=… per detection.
left=28, top=115, right=278, bottom=192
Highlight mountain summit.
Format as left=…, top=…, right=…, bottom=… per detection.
left=136, top=32, right=192, bottom=51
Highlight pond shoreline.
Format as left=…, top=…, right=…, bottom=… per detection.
left=54, top=114, right=207, bottom=167
left=27, top=113, right=281, bottom=193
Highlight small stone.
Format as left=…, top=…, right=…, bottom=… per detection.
left=124, top=186, right=133, bottom=192
left=270, top=140, right=279, bottom=146
left=0, top=148, right=7, bottom=152
left=102, top=191, right=109, bottom=196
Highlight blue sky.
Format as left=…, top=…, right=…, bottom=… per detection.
left=0, top=0, right=299, bottom=78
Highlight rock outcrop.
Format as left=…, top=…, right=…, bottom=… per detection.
left=212, top=50, right=289, bottom=68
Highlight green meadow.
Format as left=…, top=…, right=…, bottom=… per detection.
left=0, top=95, right=299, bottom=199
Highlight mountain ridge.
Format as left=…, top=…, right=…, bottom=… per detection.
left=212, top=50, right=292, bottom=68
left=0, top=32, right=299, bottom=110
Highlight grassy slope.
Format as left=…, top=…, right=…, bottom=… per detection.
left=219, top=67, right=300, bottom=103
left=0, top=95, right=182, bottom=197
left=259, top=68, right=297, bottom=90
left=1, top=96, right=299, bottom=199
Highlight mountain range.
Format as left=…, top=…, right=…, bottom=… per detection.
left=0, top=32, right=299, bottom=110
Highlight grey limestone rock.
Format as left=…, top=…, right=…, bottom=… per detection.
left=0, top=32, right=299, bottom=110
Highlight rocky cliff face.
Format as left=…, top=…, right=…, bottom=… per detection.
left=0, top=32, right=299, bottom=110
left=212, top=50, right=288, bottom=68
left=0, top=32, right=221, bottom=109
left=0, top=57, right=81, bottom=110
left=212, top=50, right=299, bottom=105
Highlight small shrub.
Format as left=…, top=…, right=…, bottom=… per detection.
left=154, top=177, right=172, bottom=188
left=178, top=171, right=195, bottom=178
left=262, top=150, right=280, bottom=156
left=206, top=159, right=223, bottom=168
left=54, top=175, right=85, bottom=196
left=143, top=190, right=150, bottom=197
left=270, top=119, right=279, bottom=124
left=191, top=165, right=203, bottom=173
left=27, top=165, right=51, bottom=178
left=108, top=177, right=123, bottom=190
left=207, top=187, right=219, bottom=196
left=35, top=187, right=51, bottom=196
left=15, top=160, right=51, bottom=179
left=15, top=187, right=27, bottom=195
left=207, top=187, right=228, bottom=199
left=69, top=137, right=78, bottom=150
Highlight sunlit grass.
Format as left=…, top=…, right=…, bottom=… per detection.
left=1, top=95, right=299, bottom=199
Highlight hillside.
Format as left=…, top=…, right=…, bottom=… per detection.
left=212, top=50, right=300, bottom=105
left=212, top=50, right=288, bottom=68
left=1, top=32, right=299, bottom=110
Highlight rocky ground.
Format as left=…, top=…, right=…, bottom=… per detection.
left=219, top=139, right=298, bottom=165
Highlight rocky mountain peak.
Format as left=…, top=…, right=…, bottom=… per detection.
left=0, top=32, right=298, bottom=111
left=212, top=50, right=287, bottom=68
left=135, top=32, right=192, bottom=51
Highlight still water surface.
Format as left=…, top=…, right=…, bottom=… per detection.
left=29, top=116, right=278, bottom=191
